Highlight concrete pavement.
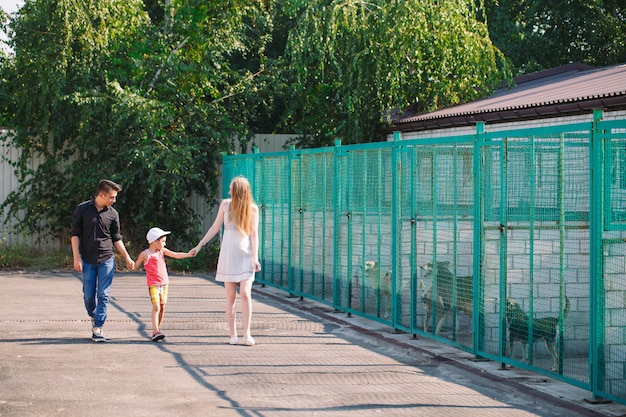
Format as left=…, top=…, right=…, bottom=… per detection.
left=1, top=270, right=625, bottom=417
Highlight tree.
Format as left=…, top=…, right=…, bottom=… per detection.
left=275, top=0, right=509, bottom=146
left=0, top=0, right=271, bottom=247
left=0, top=0, right=510, bottom=247
left=484, top=0, right=626, bottom=75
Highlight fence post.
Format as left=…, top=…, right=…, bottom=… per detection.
left=220, top=152, right=229, bottom=197
left=589, top=109, right=607, bottom=402
left=392, top=131, right=401, bottom=329
left=473, top=122, right=486, bottom=358
left=333, top=139, right=342, bottom=310
left=287, top=145, right=295, bottom=295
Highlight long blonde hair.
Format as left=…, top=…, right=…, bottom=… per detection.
left=228, top=176, right=254, bottom=235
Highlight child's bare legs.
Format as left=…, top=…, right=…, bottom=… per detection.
left=239, top=279, right=254, bottom=340
left=158, top=303, right=165, bottom=329
left=148, top=286, right=167, bottom=341
left=224, top=282, right=238, bottom=339
left=151, top=302, right=162, bottom=334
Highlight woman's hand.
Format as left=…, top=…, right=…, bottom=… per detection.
left=189, top=245, right=202, bottom=257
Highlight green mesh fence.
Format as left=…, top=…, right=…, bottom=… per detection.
left=477, top=127, right=591, bottom=384
left=222, top=113, right=626, bottom=404
left=599, top=119, right=626, bottom=402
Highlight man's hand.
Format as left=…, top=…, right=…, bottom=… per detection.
left=73, top=259, right=83, bottom=273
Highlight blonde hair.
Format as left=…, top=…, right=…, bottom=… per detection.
left=228, top=176, right=254, bottom=235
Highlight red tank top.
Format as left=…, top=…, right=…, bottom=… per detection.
left=143, top=249, right=169, bottom=287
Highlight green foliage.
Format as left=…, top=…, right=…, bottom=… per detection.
left=0, top=0, right=271, bottom=248
left=0, top=242, right=73, bottom=270
left=277, top=0, right=509, bottom=146
left=484, top=0, right=626, bottom=75
left=0, top=240, right=219, bottom=272
left=168, top=241, right=220, bottom=272
left=0, top=0, right=513, bottom=249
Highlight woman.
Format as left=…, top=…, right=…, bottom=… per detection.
left=191, top=176, right=261, bottom=346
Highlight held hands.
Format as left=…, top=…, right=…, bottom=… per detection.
left=189, top=244, right=202, bottom=257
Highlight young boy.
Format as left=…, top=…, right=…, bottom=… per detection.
left=134, top=227, right=193, bottom=341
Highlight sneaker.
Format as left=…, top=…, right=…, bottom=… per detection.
left=92, top=329, right=107, bottom=343
left=152, top=331, right=165, bottom=342
left=228, top=337, right=239, bottom=345
left=243, top=336, right=255, bottom=346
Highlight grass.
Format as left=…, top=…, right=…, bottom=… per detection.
left=0, top=244, right=73, bottom=270
left=0, top=241, right=219, bottom=273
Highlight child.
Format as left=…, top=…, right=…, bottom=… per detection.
left=134, top=227, right=193, bottom=341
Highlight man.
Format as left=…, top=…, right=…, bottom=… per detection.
left=71, top=179, right=135, bottom=342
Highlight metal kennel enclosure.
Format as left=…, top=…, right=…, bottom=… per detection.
left=222, top=110, right=626, bottom=404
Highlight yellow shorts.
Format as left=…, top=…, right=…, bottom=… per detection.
left=149, top=285, right=168, bottom=305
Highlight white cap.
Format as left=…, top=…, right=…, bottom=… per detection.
left=146, top=227, right=171, bottom=243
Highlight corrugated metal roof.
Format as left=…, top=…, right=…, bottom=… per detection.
left=391, top=62, right=626, bottom=131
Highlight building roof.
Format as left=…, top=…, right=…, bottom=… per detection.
left=389, top=62, right=626, bottom=132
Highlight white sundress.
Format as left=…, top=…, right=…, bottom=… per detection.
left=215, top=201, right=256, bottom=283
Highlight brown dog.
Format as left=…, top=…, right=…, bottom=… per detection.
left=505, top=296, right=570, bottom=371
left=419, top=261, right=473, bottom=335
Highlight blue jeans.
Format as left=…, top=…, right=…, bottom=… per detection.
left=82, top=257, right=115, bottom=329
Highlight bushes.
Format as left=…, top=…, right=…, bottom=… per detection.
left=0, top=241, right=220, bottom=273
left=0, top=244, right=73, bottom=270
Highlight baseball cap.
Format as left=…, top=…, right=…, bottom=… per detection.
left=146, top=227, right=171, bottom=243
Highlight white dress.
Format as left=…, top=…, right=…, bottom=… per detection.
left=215, top=201, right=256, bottom=283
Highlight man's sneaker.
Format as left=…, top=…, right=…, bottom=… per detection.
left=92, top=328, right=107, bottom=343
left=151, top=331, right=165, bottom=342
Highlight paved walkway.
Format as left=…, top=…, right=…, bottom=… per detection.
left=1, top=271, right=625, bottom=417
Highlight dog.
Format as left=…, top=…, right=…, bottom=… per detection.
left=364, top=261, right=392, bottom=319
left=364, top=261, right=392, bottom=292
left=505, top=296, right=570, bottom=371
left=419, top=261, right=473, bottom=335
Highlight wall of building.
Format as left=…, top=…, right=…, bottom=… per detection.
left=387, top=109, right=626, bottom=141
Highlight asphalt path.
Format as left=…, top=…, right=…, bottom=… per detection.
left=1, top=271, right=625, bottom=417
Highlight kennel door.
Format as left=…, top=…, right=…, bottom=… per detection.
left=474, top=139, right=508, bottom=361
